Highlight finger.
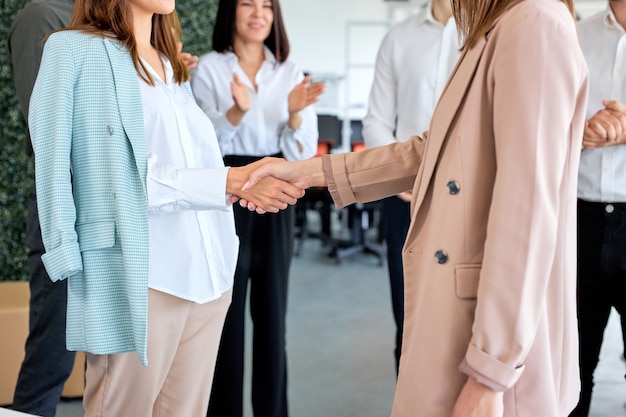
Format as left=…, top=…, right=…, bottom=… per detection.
left=301, top=74, right=311, bottom=86
left=582, top=138, right=604, bottom=149
left=588, top=119, right=609, bottom=140
left=282, top=182, right=305, bottom=200
left=604, top=110, right=626, bottom=140
left=229, top=195, right=240, bottom=205
left=241, top=166, right=270, bottom=191
left=308, top=83, right=325, bottom=95
left=582, top=130, right=610, bottom=148
left=246, top=201, right=258, bottom=211
left=583, top=125, right=602, bottom=141
left=603, top=99, right=626, bottom=114
left=233, top=72, right=244, bottom=86
left=597, top=110, right=623, bottom=139
left=180, top=52, right=198, bottom=71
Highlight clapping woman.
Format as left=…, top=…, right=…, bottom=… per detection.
left=192, top=1, right=324, bottom=416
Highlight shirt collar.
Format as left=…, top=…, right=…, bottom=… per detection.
left=604, top=3, right=626, bottom=33
left=416, top=0, right=454, bottom=28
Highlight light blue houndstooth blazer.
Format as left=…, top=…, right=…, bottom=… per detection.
left=29, top=30, right=191, bottom=366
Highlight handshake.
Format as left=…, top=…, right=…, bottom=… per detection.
left=227, top=156, right=326, bottom=214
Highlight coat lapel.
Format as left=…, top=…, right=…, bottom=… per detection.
left=103, top=39, right=147, bottom=191
left=412, top=37, right=487, bottom=211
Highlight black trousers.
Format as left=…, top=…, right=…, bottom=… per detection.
left=11, top=185, right=75, bottom=417
left=381, top=196, right=411, bottom=372
left=570, top=199, right=626, bottom=417
left=208, top=155, right=293, bottom=417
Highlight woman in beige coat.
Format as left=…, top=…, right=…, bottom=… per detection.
left=242, top=0, right=588, bottom=416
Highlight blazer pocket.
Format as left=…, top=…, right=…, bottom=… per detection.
left=455, top=264, right=481, bottom=299
left=76, top=220, right=116, bottom=252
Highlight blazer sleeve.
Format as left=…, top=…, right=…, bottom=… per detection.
left=29, top=33, right=82, bottom=282
left=322, top=134, right=426, bottom=208
left=462, top=12, right=588, bottom=389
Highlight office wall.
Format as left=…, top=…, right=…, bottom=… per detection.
left=282, top=0, right=604, bottom=116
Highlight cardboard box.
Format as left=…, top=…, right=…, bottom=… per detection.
left=0, top=282, right=84, bottom=406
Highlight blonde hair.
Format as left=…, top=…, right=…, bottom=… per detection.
left=452, top=0, right=576, bottom=50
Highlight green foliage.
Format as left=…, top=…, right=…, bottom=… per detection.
left=0, top=0, right=218, bottom=281
left=177, top=0, right=218, bottom=57
left=0, top=0, right=32, bottom=281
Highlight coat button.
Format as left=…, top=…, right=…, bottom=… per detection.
left=434, top=250, right=448, bottom=264
left=447, top=180, right=460, bottom=195
left=107, top=126, right=114, bottom=136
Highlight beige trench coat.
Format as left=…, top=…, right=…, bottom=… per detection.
left=322, top=0, right=589, bottom=415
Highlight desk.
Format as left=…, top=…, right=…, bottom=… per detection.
left=0, top=283, right=29, bottom=406
left=0, top=408, right=36, bottom=416
left=0, top=282, right=85, bottom=406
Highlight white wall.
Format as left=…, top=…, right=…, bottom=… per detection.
left=282, top=0, right=605, bottom=116
left=282, top=0, right=424, bottom=115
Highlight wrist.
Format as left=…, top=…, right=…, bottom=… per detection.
left=227, top=105, right=247, bottom=127
left=287, top=112, right=302, bottom=130
left=226, top=166, right=248, bottom=195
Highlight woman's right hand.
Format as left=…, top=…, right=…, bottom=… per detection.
left=231, top=72, right=250, bottom=112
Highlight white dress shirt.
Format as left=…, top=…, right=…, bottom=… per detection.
left=362, top=1, right=460, bottom=148
left=191, top=47, right=318, bottom=161
left=578, top=6, right=626, bottom=203
left=138, top=57, right=239, bottom=304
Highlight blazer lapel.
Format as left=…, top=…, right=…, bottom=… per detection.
left=103, top=39, right=147, bottom=191
left=412, top=37, right=488, bottom=211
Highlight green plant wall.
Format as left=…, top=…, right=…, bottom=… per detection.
left=0, top=0, right=218, bottom=281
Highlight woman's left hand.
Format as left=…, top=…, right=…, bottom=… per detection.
left=450, top=377, right=503, bottom=417
left=288, top=75, right=325, bottom=114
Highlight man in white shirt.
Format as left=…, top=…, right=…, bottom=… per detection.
left=571, top=1, right=626, bottom=415
left=361, top=0, right=460, bottom=371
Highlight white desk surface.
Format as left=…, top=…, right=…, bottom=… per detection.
left=0, top=409, right=37, bottom=416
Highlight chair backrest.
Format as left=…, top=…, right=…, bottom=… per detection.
left=351, top=142, right=367, bottom=152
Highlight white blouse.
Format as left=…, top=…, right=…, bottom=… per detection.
left=138, top=57, right=239, bottom=304
left=191, top=48, right=318, bottom=161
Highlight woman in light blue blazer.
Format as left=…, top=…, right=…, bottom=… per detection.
left=29, top=0, right=302, bottom=414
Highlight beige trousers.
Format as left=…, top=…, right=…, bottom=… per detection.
left=83, top=288, right=232, bottom=417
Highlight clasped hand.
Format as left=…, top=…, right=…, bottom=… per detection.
left=583, top=99, right=626, bottom=149
left=228, top=158, right=306, bottom=214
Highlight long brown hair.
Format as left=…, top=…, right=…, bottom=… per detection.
left=66, top=0, right=189, bottom=85
left=452, top=0, right=576, bottom=50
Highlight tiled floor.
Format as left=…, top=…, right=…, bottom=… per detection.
left=54, top=234, right=626, bottom=417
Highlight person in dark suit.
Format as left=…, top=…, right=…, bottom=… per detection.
left=7, top=2, right=75, bottom=415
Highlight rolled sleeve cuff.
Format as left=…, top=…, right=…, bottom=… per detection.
left=462, top=344, right=525, bottom=391
left=41, top=241, right=83, bottom=282
left=322, top=154, right=356, bottom=209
